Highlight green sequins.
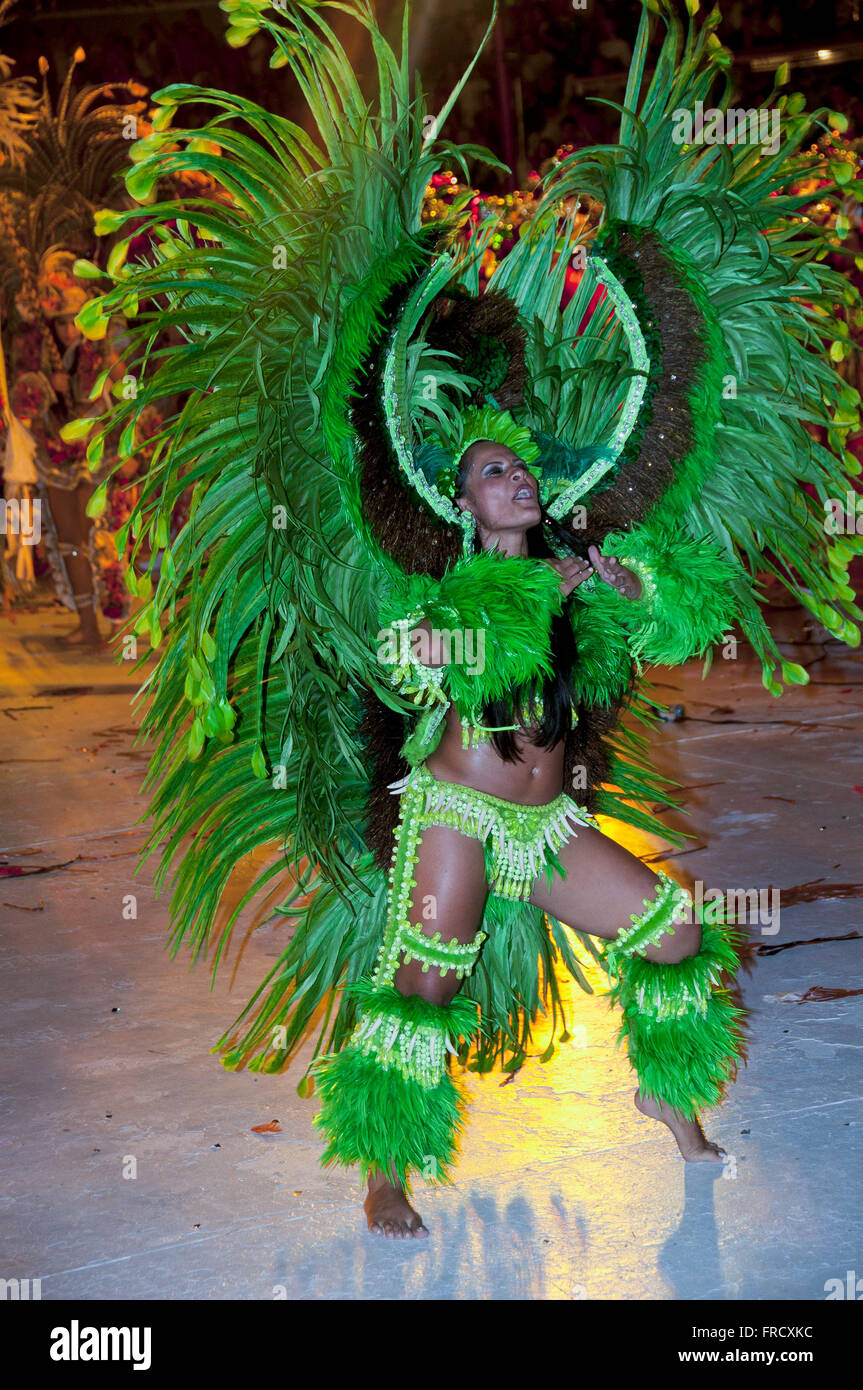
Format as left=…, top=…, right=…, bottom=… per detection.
left=334, top=765, right=597, bottom=1100
left=380, top=763, right=597, bottom=924
left=397, top=921, right=486, bottom=977
left=603, top=869, right=691, bottom=963
left=544, top=253, right=650, bottom=519
left=616, top=552, right=659, bottom=604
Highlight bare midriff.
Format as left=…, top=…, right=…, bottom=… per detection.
left=423, top=702, right=566, bottom=805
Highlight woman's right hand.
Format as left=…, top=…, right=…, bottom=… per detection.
left=545, top=556, right=594, bottom=597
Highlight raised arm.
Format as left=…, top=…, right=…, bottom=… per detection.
left=573, top=513, right=742, bottom=669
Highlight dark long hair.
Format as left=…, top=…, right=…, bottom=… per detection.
left=455, top=457, right=581, bottom=763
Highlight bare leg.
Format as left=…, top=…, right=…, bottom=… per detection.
left=46, top=482, right=103, bottom=646
left=529, top=825, right=725, bottom=1161
left=629, top=1090, right=724, bottom=1161
left=364, top=822, right=488, bottom=1238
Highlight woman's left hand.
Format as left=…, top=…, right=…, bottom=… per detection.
left=587, top=544, right=643, bottom=599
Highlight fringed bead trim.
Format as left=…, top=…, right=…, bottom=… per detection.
left=349, top=1009, right=452, bottom=1089
left=411, top=764, right=597, bottom=903
left=374, top=764, right=597, bottom=994
left=386, top=613, right=450, bottom=709
left=631, top=970, right=716, bottom=1021
left=337, top=984, right=481, bottom=1091
left=604, top=870, right=691, bottom=962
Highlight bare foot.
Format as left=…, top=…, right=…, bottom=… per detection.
left=364, top=1171, right=429, bottom=1239
left=634, top=1089, right=726, bottom=1162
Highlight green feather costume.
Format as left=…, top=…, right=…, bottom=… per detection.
left=70, top=0, right=862, bottom=1187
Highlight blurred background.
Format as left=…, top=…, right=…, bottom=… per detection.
left=12, top=0, right=863, bottom=183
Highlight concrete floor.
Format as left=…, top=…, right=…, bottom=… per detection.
left=1, top=594, right=862, bottom=1301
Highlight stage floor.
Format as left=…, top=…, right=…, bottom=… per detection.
left=2, top=594, right=861, bottom=1300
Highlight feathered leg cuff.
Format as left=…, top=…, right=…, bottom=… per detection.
left=601, top=878, right=745, bottom=1120
left=312, top=983, right=480, bottom=1189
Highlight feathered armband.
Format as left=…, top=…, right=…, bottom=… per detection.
left=377, top=550, right=565, bottom=716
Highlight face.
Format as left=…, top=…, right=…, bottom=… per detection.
left=455, top=439, right=542, bottom=536
left=54, top=314, right=81, bottom=348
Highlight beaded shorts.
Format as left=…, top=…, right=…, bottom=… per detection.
left=388, top=762, right=599, bottom=905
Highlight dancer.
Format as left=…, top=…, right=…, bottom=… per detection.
left=316, top=420, right=743, bottom=1237
left=79, top=0, right=862, bottom=1238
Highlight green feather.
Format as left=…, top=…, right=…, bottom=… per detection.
left=75, top=1, right=860, bottom=1111
left=312, top=1046, right=471, bottom=1189
left=587, top=516, right=743, bottom=668
left=379, top=550, right=564, bottom=712
left=602, top=918, right=746, bottom=1119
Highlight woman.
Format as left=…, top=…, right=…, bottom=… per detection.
left=81, top=0, right=856, bottom=1252
left=314, top=427, right=743, bottom=1239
